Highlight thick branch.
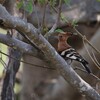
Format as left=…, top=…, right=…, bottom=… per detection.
left=1, top=49, right=22, bottom=100
left=0, top=33, right=56, bottom=70
left=0, top=4, right=100, bottom=100
left=0, top=33, right=40, bottom=56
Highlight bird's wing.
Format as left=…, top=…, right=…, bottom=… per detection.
left=60, top=48, right=88, bottom=64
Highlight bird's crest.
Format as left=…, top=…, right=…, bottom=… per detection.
left=58, top=32, right=73, bottom=41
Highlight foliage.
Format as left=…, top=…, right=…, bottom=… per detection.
left=16, top=0, right=78, bottom=35
left=61, top=14, right=69, bottom=23
left=72, top=19, right=78, bottom=27
left=61, top=14, right=78, bottom=27
left=16, top=0, right=71, bottom=14
left=49, top=0, right=57, bottom=6
left=64, top=0, right=71, bottom=5
left=17, top=0, right=33, bottom=14
left=97, top=0, right=100, bottom=2
left=38, top=0, right=46, bottom=5
left=16, top=1, right=23, bottom=9
left=55, top=29, right=64, bottom=33
left=25, top=0, right=33, bottom=13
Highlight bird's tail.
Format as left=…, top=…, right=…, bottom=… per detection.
left=81, top=61, right=92, bottom=74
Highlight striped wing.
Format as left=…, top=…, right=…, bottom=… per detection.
left=60, top=48, right=86, bottom=63
left=59, top=48, right=91, bottom=73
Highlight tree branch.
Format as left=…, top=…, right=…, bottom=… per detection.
left=74, top=67, right=100, bottom=81
left=0, top=50, right=55, bottom=70
left=1, top=49, right=22, bottom=100
left=0, top=33, right=55, bottom=70
left=41, top=0, right=47, bottom=29
left=44, top=0, right=62, bottom=38
left=48, top=3, right=100, bottom=54
left=0, top=4, right=100, bottom=100
left=74, top=28, right=100, bottom=54
left=0, top=33, right=41, bottom=56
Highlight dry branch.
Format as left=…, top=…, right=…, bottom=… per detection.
left=44, top=0, right=62, bottom=38
left=0, top=33, right=40, bottom=56
left=1, top=49, right=22, bottom=100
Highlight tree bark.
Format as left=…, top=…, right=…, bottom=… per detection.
left=1, top=1, right=22, bottom=100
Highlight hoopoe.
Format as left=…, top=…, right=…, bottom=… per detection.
left=57, top=32, right=92, bottom=74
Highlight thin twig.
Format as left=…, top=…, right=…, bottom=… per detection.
left=44, top=0, right=62, bottom=38
left=83, top=37, right=100, bottom=70
left=74, top=67, right=88, bottom=73
left=90, top=73, right=100, bottom=82
left=74, top=28, right=100, bottom=54
left=49, top=4, right=100, bottom=54
left=49, top=4, right=69, bottom=23
left=0, top=50, right=55, bottom=70
left=0, top=58, right=7, bottom=69
left=92, top=49, right=100, bottom=66
left=33, top=1, right=40, bottom=28
left=0, top=46, right=7, bottom=69
left=74, top=67, right=100, bottom=81
left=41, top=1, right=47, bottom=30
left=22, top=0, right=27, bottom=21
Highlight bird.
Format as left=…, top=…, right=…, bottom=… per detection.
left=57, top=32, right=92, bottom=74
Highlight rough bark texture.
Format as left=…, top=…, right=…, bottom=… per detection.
left=1, top=49, right=22, bottom=100
left=0, top=34, right=40, bottom=56
left=1, top=1, right=22, bottom=100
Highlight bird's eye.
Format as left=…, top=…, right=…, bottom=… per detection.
left=60, top=36, right=62, bottom=38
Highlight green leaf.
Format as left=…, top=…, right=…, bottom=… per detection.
left=72, top=19, right=78, bottom=27
left=61, top=13, right=69, bottom=23
left=50, top=0, right=56, bottom=6
left=16, top=1, right=23, bottom=9
left=16, top=0, right=33, bottom=14
left=64, top=0, right=71, bottom=5
left=97, top=0, right=100, bottom=2
left=55, top=29, right=64, bottom=33
left=38, top=0, right=46, bottom=5
left=25, top=0, right=33, bottom=14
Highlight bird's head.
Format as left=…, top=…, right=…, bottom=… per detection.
left=58, top=32, right=73, bottom=41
